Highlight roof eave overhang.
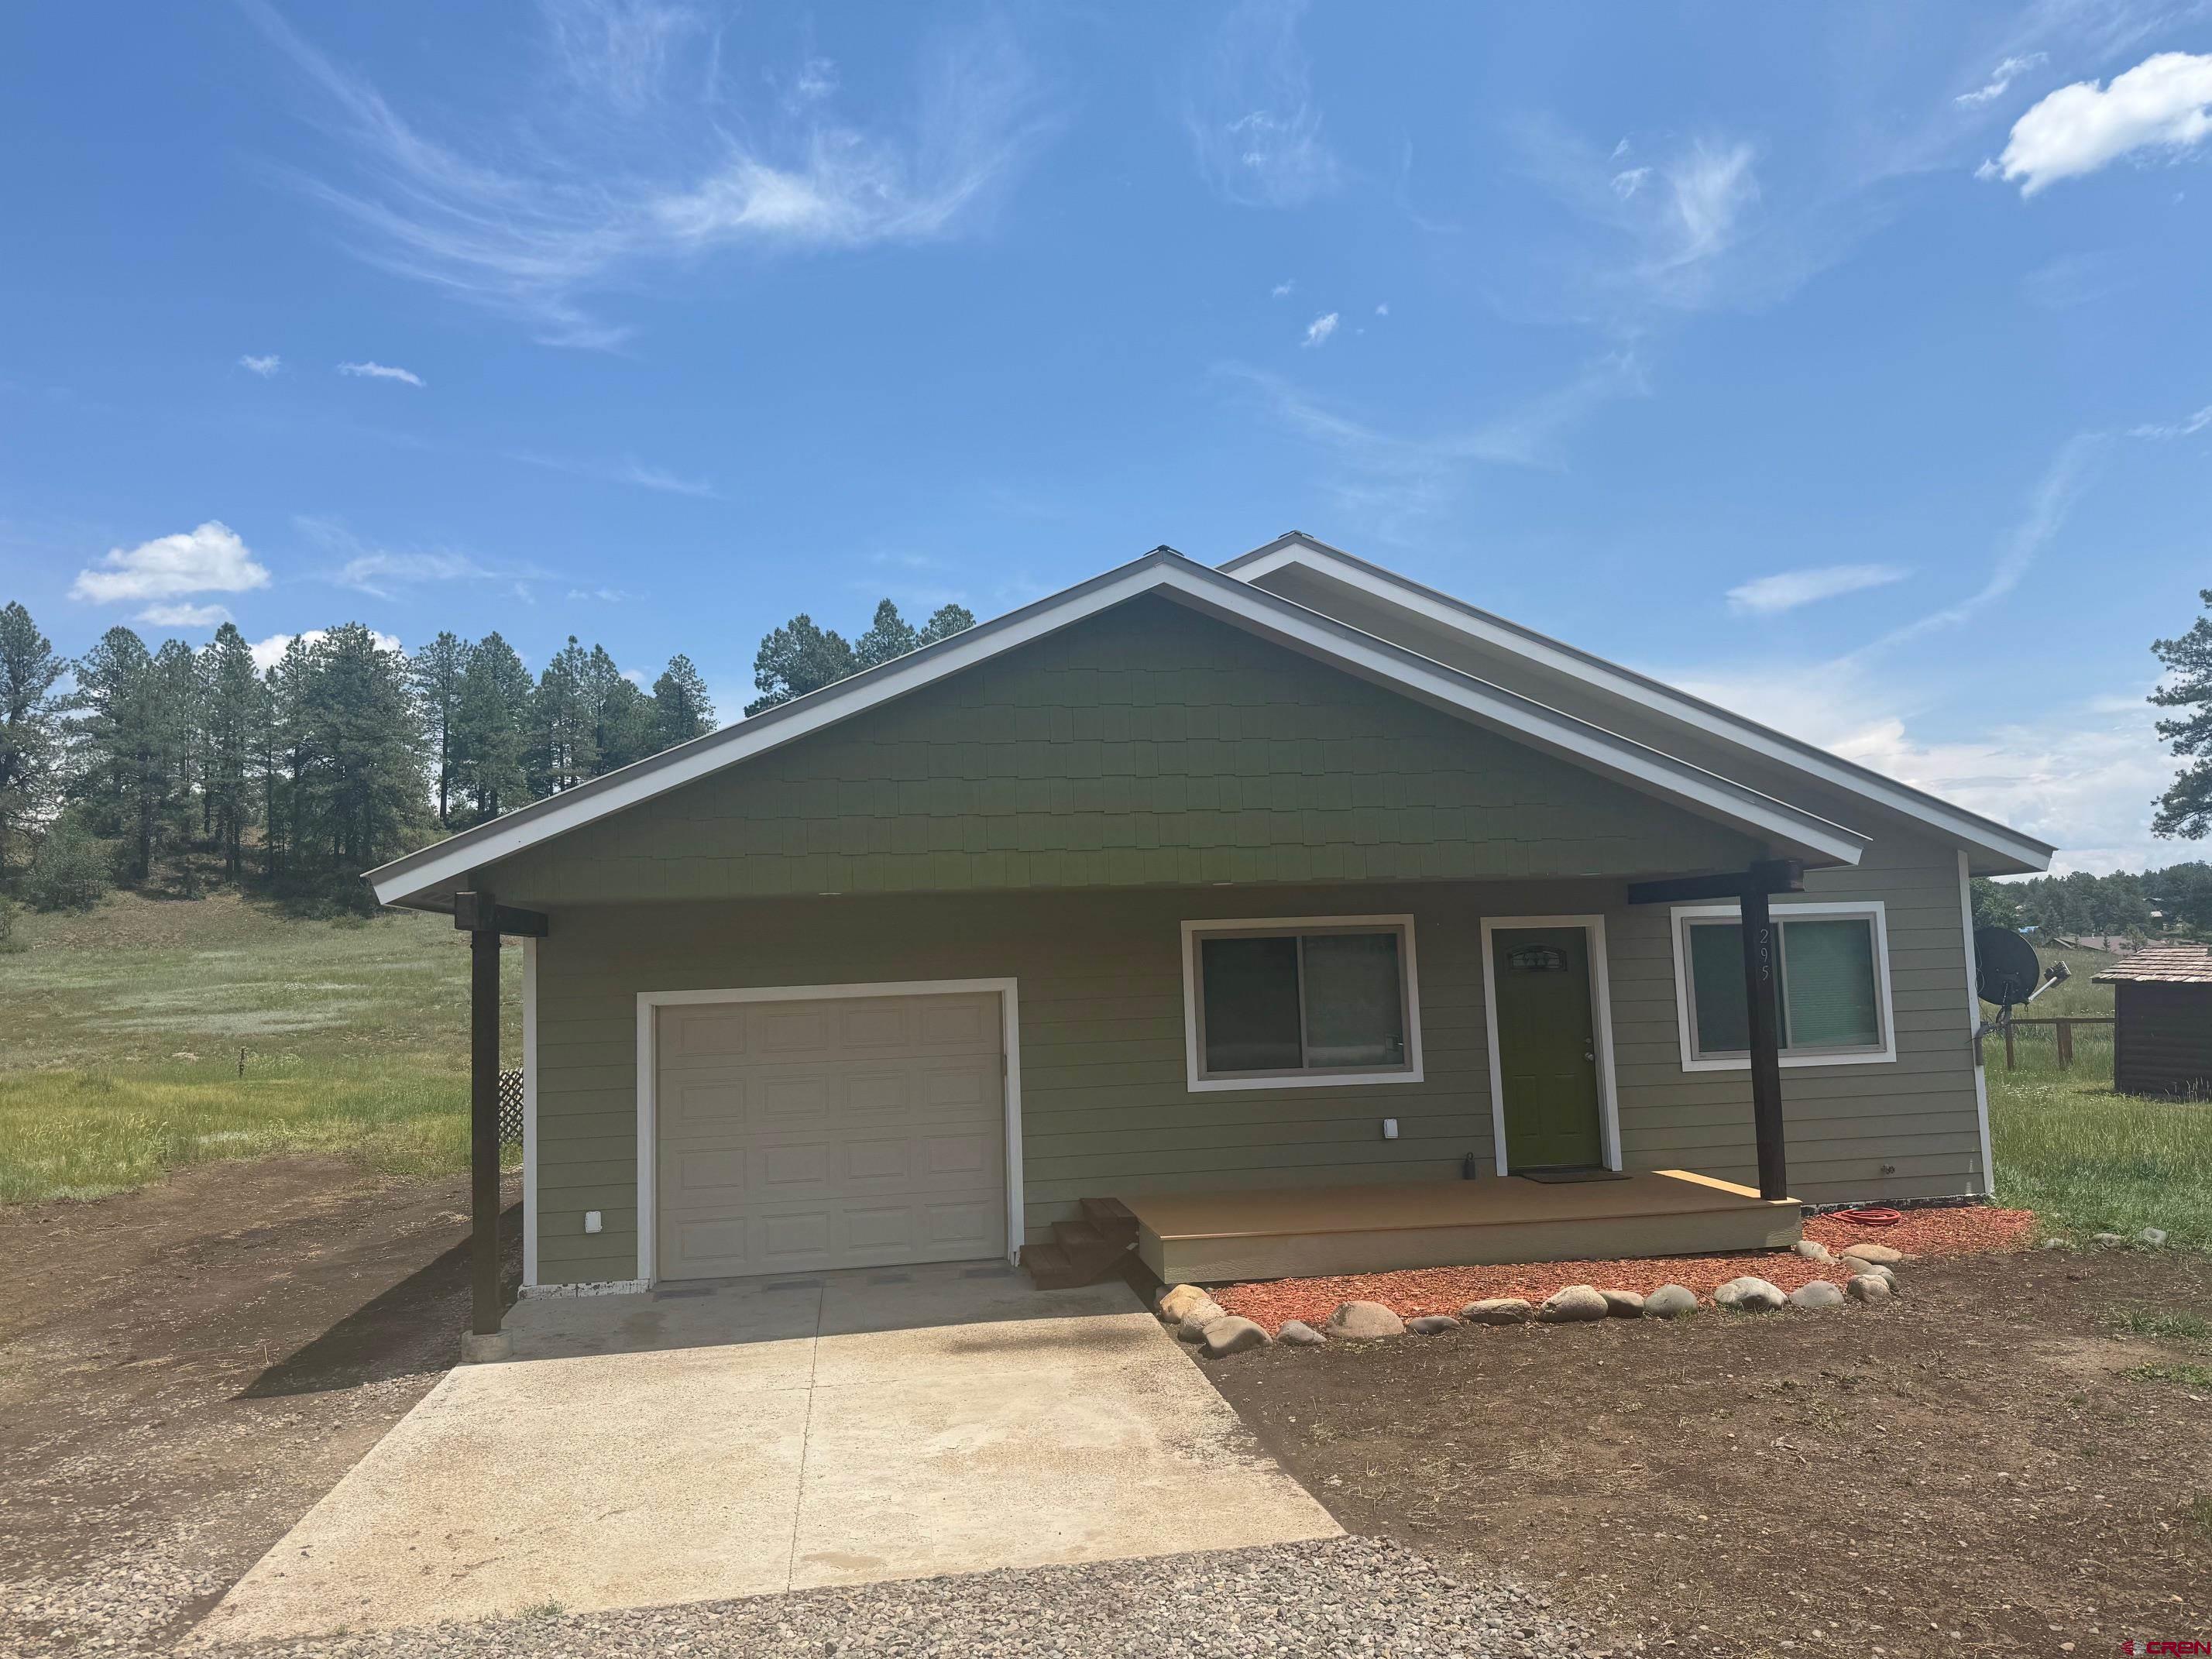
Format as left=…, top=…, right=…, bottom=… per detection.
left=1224, top=533, right=2056, bottom=878
left=366, top=550, right=1867, bottom=908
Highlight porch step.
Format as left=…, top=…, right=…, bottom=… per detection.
left=1022, top=1200, right=1140, bottom=1290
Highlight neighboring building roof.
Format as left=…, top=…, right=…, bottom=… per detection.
left=2094, top=945, right=2212, bottom=985
left=366, top=547, right=1868, bottom=908
left=1221, top=532, right=2055, bottom=877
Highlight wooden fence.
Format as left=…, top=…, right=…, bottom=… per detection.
left=1994, top=1016, right=2114, bottom=1071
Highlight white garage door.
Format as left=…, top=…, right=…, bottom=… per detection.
left=654, top=991, right=1007, bottom=1280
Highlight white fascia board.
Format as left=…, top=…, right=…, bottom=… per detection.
left=369, top=550, right=1865, bottom=906
left=1225, top=534, right=2054, bottom=876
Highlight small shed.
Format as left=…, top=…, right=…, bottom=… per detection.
left=2094, top=945, right=2212, bottom=1097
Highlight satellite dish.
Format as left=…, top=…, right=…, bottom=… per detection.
left=1975, top=926, right=2042, bottom=1009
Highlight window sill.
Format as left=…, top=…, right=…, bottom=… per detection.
left=1187, top=1067, right=1426, bottom=1093
left=1679, top=1049, right=1897, bottom=1073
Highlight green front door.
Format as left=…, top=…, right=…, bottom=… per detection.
left=1492, top=926, right=1605, bottom=1171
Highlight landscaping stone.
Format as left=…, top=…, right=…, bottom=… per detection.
left=1158, top=1283, right=1211, bottom=1324
left=1846, top=1273, right=1894, bottom=1304
left=2093, top=1232, right=2126, bottom=1247
left=1201, top=1317, right=1272, bottom=1358
left=1176, top=1300, right=1229, bottom=1342
left=1788, top=1280, right=1846, bottom=1310
left=2042, top=1237, right=2070, bottom=1249
left=1407, top=1314, right=1462, bottom=1336
left=2138, top=1227, right=2169, bottom=1247
left=1536, top=1285, right=1609, bottom=1324
left=1838, top=1242, right=1904, bottom=1267
left=1600, top=1289, right=1646, bottom=1318
left=1325, top=1300, right=1407, bottom=1339
left=1276, top=1320, right=1326, bottom=1346
left=1461, top=1297, right=1534, bottom=1324
left=1791, top=1239, right=1835, bottom=1262
left=1853, top=1262, right=1898, bottom=1289
left=1713, top=1276, right=1786, bottom=1312
left=1643, top=1284, right=1698, bottom=1319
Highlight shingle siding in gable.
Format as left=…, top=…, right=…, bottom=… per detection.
left=490, top=597, right=1761, bottom=907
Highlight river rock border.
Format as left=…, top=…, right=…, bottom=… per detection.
left=1159, top=1245, right=1909, bottom=1355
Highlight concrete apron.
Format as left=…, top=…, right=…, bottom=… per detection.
left=193, top=1265, right=1338, bottom=1644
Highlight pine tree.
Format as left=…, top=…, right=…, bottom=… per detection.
left=531, top=635, right=598, bottom=795
left=0, top=602, right=67, bottom=886
left=583, top=645, right=654, bottom=775
left=650, top=654, right=715, bottom=749
left=747, top=615, right=855, bottom=714
left=855, top=600, right=919, bottom=669
left=2152, top=587, right=2212, bottom=840
left=410, top=631, right=469, bottom=830
left=452, top=633, right=532, bottom=823
left=201, top=623, right=263, bottom=878
left=917, top=603, right=976, bottom=646
left=69, top=626, right=165, bottom=883
left=296, top=624, right=428, bottom=878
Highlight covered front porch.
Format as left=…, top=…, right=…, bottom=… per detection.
left=1121, top=1170, right=1803, bottom=1285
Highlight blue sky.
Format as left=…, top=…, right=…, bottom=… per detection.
left=3, top=2, right=2209, bottom=872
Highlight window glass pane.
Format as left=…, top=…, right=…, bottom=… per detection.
left=1200, top=936, right=1303, bottom=1073
left=1300, top=933, right=1406, bottom=1068
left=1781, top=919, right=1880, bottom=1049
left=1688, top=922, right=1750, bottom=1056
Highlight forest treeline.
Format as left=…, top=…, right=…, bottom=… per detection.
left=1973, top=864, right=2212, bottom=940
left=0, top=593, right=970, bottom=918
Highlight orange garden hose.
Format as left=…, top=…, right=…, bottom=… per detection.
left=1829, top=1207, right=1905, bottom=1228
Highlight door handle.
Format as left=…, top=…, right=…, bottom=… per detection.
left=1583, top=1043, right=1595, bottom=1063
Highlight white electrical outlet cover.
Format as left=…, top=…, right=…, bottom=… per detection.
left=584, top=1210, right=603, bottom=1234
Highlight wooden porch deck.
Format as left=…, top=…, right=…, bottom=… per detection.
left=1121, top=1170, right=1802, bottom=1284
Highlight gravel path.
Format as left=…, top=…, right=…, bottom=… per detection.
left=213, top=1537, right=1614, bottom=1658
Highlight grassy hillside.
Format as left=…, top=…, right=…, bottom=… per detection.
left=0, top=891, right=519, bottom=1203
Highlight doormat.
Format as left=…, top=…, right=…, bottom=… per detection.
left=1516, top=1167, right=1632, bottom=1184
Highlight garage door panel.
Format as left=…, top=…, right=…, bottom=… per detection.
left=658, top=992, right=1007, bottom=1279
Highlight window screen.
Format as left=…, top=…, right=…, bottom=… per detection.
left=1194, top=924, right=1413, bottom=1080
left=1682, top=911, right=1884, bottom=1062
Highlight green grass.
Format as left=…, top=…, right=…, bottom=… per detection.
left=2105, top=1306, right=2212, bottom=1345
left=1985, top=940, right=2212, bottom=1252
left=0, top=890, right=518, bottom=1204
left=2128, top=1362, right=2212, bottom=1389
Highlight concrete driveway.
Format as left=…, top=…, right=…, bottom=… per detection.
left=195, top=1263, right=1338, bottom=1643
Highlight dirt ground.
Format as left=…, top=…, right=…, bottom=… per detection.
left=0, top=1156, right=517, bottom=1657
left=1208, top=1246, right=2212, bottom=1658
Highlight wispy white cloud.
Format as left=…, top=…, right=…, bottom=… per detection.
left=568, top=586, right=629, bottom=603
left=1183, top=0, right=1340, bottom=209
left=1956, top=52, right=2048, bottom=109
left=337, top=360, right=424, bottom=386
left=1300, top=311, right=1338, bottom=348
left=1981, top=50, right=2212, bottom=194
left=239, top=353, right=283, bottom=378
left=2128, top=401, right=2212, bottom=439
left=251, top=627, right=403, bottom=673
left=507, top=448, right=718, bottom=497
left=1272, top=278, right=1295, bottom=297
left=245, top=0, right=1049, bottom=347
left=297, top=517, right=524, bottom=599
left=136, top=602, right=235, bottom=629
left=1220, top=352, right=1647, bottom=538
left=1609, top=165, right=1651, bottom=199
left=1373, top=301, right=1389, bottom=316
left=1852, top=434, right=2102, bottom=658
left=70, top=521, right=272, bottom=604
left=1726, top=564, right=1909, bottom=616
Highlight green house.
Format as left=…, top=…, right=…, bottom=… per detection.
left=368, top=536, right=2052, bottom=1304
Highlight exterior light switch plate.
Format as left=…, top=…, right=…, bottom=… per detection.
left=584, top=1210, right=603, bottom=1234
left=1382, top=1118, right=1398, bottom=1140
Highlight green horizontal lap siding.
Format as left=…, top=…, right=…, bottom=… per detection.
left=526, top=882, right=1522, bottom=1283
left=489, top=596, right=1760, bottom=908
left=1600, top=827, right=1986, bottom=1203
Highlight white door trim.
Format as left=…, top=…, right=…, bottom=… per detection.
left=1478, top=914, right=1623, bottom=1178
left=521, top=937, right=541, bottom=1288
left=634, top=977, right=1024, bottom=1286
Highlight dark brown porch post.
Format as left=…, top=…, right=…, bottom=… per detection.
left=1737, top=884, right=1788, bottom=1201
left=469, top=913, right=503, bottom=1338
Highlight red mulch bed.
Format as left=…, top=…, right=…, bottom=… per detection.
left=1209, top=1205, right=2039, bottom=1333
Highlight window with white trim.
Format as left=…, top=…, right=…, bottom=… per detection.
left=1671, top=902, right=1895, bottom=1070
left=1183, top=917, right=1422, bottom=1089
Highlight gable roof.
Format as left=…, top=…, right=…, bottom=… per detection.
left=366, top=547, right=1867, bottom=908
left=1222, top=532, right=2054, bottom=876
